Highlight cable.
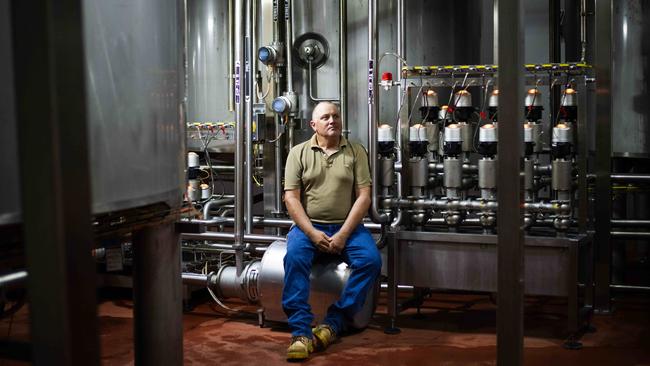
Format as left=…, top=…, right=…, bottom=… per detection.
left=256, top=65, right=274, bottom=101
left=202, top=262, right=239, bottom=313
left=269, top=114, right=288, bottom=143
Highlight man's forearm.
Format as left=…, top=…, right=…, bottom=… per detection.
left=337, top=193, right=371, bottom=238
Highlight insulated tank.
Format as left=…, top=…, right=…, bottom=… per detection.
left=611, top=0, right=650, bottom=157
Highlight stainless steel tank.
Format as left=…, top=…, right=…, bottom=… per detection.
left=1, top=0, right=185, bottom=225
left=258, top=240, right=377, bottom=329
left=83, top=0, right=184, bottom=213
left=0, top=0, right=20, bottom=226
left=611, top=0, right=650, bottom=157
left=186, top=0, right=234, bottom=124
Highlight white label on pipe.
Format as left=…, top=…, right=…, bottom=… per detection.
left=235, top=61, right=241, bottom=104
left=284, top=0, right=289, bottom=20
left=368, top=59, right=374, bottom=104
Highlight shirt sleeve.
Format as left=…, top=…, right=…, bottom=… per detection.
left=353, top=143, right=372, bottom=188
left=284, top=145, right=303, bottom=191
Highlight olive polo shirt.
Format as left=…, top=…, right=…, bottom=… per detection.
left=284, top=134, right=372, bottom=223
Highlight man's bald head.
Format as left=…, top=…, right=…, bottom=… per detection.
left=311, top=102, right=340, bottom=122
left=310, top=101, right=342, bottom=139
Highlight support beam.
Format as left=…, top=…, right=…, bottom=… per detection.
left=594, top=0, right=612, bottom=314
left=497, top=0, right=524, bottom=364
left=133, top=223, right=183, bottom=365
left=11, top=1, right=100, bottom=364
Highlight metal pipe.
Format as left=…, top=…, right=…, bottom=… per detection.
left=182, top=0, right=189, bottom=112
left=284, top=0, right=294, bottom=93
left=200, top=165, right=263, bottom=173
left=0, top=270, right=28, bottom=287
left=202, top=196, right=236, bottom=219
left=181, top=232, right=283, bottom=244
left=245, top=0, right=254, bottom=235
left=368, top=0, right=389, bottom=224
left=390, top=0, right=405, bottom=229
left=183, top=242, right=268, bottom=253
left=217, top=216, right=382, bottom=231
left=610, top=231, right=650, bottom=239
left=181, top=272, right=208, bottom=287
left=340, top=0, right=348, bottom=138
left=611, top=220, right=650, bottom=228
left=380, top=283, right=414, bottom=291
left=273, top=1, right=283, bottom=224
left=308, top=61, right=339, bottom=101
left=611, top=174, right=650, bottom=183
left=228, top=0, right=234, bottom=111
left=273, top=0, right=279, bottom=39
left=233, top=0, right=246, bottom=271
left=429, top=163, right=479, bottom=174
left=610, top=284, right=650, bottom=292
left=580, top=0, right=587, bottom=63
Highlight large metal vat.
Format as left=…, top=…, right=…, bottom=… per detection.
left=1, top=0, right=184, bottom=226
left=186, top=0, right=234, bottom=124
left=83, top=0, right=184, bottom=213
left=611, top=0, right=650, bottom=157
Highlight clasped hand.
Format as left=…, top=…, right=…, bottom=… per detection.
left=309, top=230, right=346, bottom=254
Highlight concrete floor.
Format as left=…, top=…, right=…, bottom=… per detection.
left=1, top=291, right=649, bottom=365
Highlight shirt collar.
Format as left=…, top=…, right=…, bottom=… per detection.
left=310, top=134, right=347, bottom=151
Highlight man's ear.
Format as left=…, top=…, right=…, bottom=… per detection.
left=310, top=120, right=316, bottom=131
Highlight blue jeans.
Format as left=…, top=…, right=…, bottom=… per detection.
left=282, top=223, right=382, bottom=337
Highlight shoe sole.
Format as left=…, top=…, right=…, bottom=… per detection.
left=286, top=351, right=309, bottom=362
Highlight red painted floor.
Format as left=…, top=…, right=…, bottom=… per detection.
left=1, top=291, right=649, bottom=365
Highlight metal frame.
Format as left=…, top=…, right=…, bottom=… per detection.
left=11, top=1, right=100, bottom=364
left=385, top=231, right=593, bottom=332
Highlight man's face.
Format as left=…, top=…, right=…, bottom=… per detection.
left=310, top=103, right=342, bottom=138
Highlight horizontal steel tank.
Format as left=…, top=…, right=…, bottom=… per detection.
left=258, top=240, right=377, bottom=329
left=1, top=0, right=184, bottom=226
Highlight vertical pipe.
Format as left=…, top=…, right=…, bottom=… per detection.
left=577, top=76, right=589, bottom=232
left=133, top=224, right=182, bottom=365
left=368, top=0, right=389, bottom=224
left=182, top=0, right=189, bottom=112
left=550, top=0, right=561, bottom=131
left=229, top=0, right=235, bottom=111
left=564, top=0, right=581, bottom=62
left=284, top=0, right=294, bottom=93
left=273, top=0, right=283, bottom=234
left=12, top=1, right=100, bottom=364
left=245, top=0, right=254, bottom=235
left=580, top=0, right=588, bottom=63
left=234, top=0, right=246, bottom=271
left=340, top=0, right=348, bottom=138
left=594, top=0, right=612, bottom=313
left=390, top=0, right=405, bottom=228
left=497, top=0, right=524, bottom=363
